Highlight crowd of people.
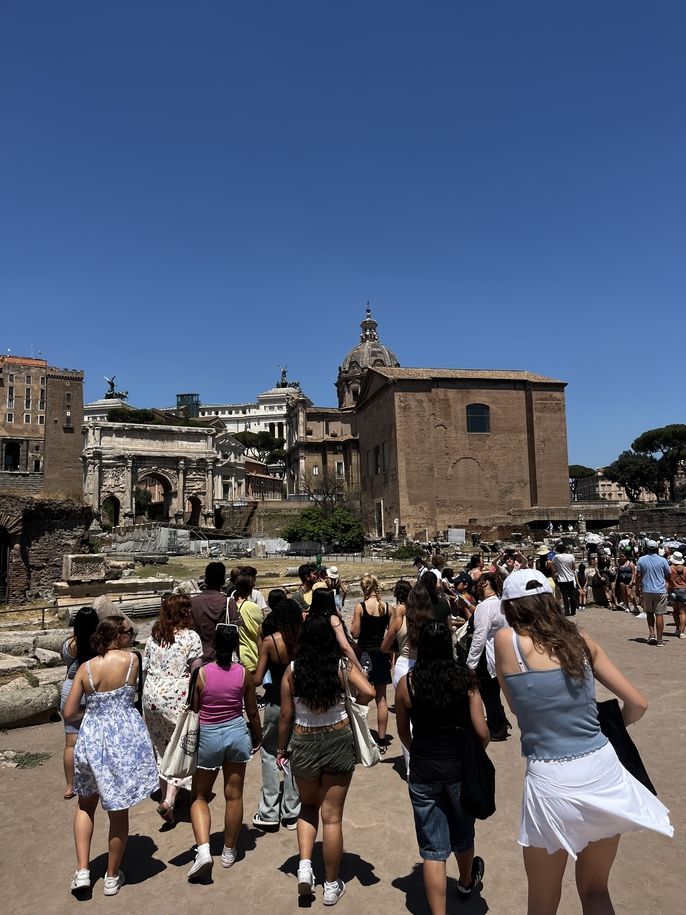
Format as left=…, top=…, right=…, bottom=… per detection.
left=61, top=548, right=675, bottom=913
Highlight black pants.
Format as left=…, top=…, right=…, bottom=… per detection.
left=558, top=580, right=577, bottom=615
left=476, top=654, right=509, bottom=740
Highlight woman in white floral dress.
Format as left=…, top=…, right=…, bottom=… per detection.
left=143, top=593, right=202, bottom=823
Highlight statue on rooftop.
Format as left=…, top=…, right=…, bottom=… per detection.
left=104, top=376, right=129, bottom=401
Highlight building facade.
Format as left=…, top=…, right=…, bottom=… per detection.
left=355, top=367, right=571, bottom=539
left=575, top=468, right=658, bottom=504
left=0, top=355, right=83, bottom=497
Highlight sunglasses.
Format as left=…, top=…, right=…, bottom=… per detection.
left=119, top=627, right=134, bottom=637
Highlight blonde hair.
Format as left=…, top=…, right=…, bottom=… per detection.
left=360, top=573, right=379, bottom=600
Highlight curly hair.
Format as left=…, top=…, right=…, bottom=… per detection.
left=394, top=579, right=412, bottom=605
left=261, top=598, right=302, bottom=660
left=151, top=593, right=193, bottom=646
left=501, top=593, right=591, bottom=679
left=410, top=620, right=477, bottom=708
left=293, top=614, right=343, bottom=713
left=406, top=583, right=434, bottom=650
left=90, top=618, right=124, bottom=657
left=475, top=570, right=504, bottom=600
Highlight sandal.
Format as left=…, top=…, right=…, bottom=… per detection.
left=376, top=740, right=388, bottom=756
left=156, top=801, right=175, bottom=823
left=64, top=789, right=77, bottom=800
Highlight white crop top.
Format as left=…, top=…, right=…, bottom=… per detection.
left=292, top=661, right=349, bottom=728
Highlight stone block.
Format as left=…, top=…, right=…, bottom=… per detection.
left=0, top=683, right=60, bottom=728
left=0, top=634, right=37, bottom=657
left=33, top=647, right=64, bottom=667
left=33, top=629, right=72, bottom=653
left=33, top=667, right=67, bottom=686
left=62, top=553, right=107, bottom=582
left=0, top=656, right=31, bottom=679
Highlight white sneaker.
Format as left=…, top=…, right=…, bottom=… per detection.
left=103, top=871, right=126, bottom=896
left=188, top=848, right=213, bottom=882
left=636, top=612, right=647, bottom=619
left=70, top=869, right=90, bottom=895
left=297, top=862, right=315, bottom=896
left=323, top=879, right=346, bottom=906
left=221, top=846, right=236, bottom=868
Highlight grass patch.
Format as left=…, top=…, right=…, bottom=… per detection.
left=13, top=751, right=51, bottom=769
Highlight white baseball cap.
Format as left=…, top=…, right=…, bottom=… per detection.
left=645, top=539, right=658, bottom=549
left=501, top=569, right=553, bottom=601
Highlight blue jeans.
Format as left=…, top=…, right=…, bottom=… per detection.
left=256, top=703, right=301, bottom=822
left=408, top=781, right=475, bottom=861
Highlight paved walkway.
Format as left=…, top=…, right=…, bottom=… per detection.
left=0, top=605, right=681, bottom=914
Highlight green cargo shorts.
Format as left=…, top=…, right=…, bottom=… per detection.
left=288, top=726, right=356, bottom=781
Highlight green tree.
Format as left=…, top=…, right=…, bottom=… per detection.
left=282, top=505, right=364, bottom=551
left=604, top=451, right=665, bottom=502
left=631, top=425, right=686, bottom=502
left=234, top=431, right=286, bottom=463
left=568, top=465, right=596, bottom=501
left=134, top=486, right=152, bottom=516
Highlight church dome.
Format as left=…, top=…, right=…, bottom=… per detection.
left=336, top=306, right=400, bottom=408
left=339, top=306, right=400, bottom=376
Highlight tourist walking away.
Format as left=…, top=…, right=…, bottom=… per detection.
left=64, top=618, right=158, bottom=898
left=253, top=599, right=303, bottom=829
left=395, top=620, right=489, bottom=915
left=552, top=541, right=577, bottom=616
left=467, top=573, right=509, bottom=741
left=350, top=574, right=392, bottom=752
left=668, top=551, right=686, bottom=637
left=326, top=566, right=348, bottom=611
left=233, top=573, right=263, bottom=672
left=187, top=624, right=262, bottom=882
left=277, top=614, right=374, bottom=905
left=191, top=562, right=238, bottom=663
left=380, top=579, right=413, bottom=688
left=423, top=567, right=452, bottom=622
left=495, top=569, right=673, bottom=915
left=636, top=540, right=671, bottom=645
left=309, top=587, right=363, bottom=670
left=60, top=607, right=99, bottom=800
left=615, top=552, right=638, bottom=612
left=142, top=593, right=202, bottom=823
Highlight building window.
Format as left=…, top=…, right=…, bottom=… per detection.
left=25, top=390, right=31, bottom=409
left=7, top=386, right=14, bottom=409
left=8, top=373, right=14, bottom=383
left=466, top=403, right=490, bottom=434
left=40, top=375, right=45, bottom=384
left=24, top=413, right=31, bottom=424
left=336, top=461, right=344, bottom=478
left=33, top=459, right=41, bottom=472
left=6, top=412, right=13, bottom=423
left=374, top=445, right=381, bottom=474
left=39, top=388, right=45, bottom=410
left=25, top=375, right=32, bottom=384
left=312, top=465, right=319, bottom=476
left=38, top=415, right=45, bottom=425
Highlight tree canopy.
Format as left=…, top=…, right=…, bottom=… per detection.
left=282, top=505, right=364, bottom=551
left=568, top=464, right=595, bottom=501
left=631, top=425, right=686, bottom=501
left=234, top=431, right=285, bottom=464
left=604, top=451, right=665, bottom=502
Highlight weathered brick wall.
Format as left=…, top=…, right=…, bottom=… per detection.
left=43, top=370, right=84, bottom=497
left=0, top=472, right=43, bottom=493
left=0, top=495, right=92, bottom=603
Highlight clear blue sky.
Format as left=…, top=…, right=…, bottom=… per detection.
left=2, top=2, right=683, bottom=467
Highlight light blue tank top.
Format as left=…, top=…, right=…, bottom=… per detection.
left=504, top=631, right=607, bottom=760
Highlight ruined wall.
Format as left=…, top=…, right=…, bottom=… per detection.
left=0, top=472, right=43, bottom=494
left=0, top=495, right=92, bottom=603
left=43, top=369, right=84, bottom=497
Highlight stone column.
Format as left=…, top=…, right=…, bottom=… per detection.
left=124, top=457, right=134, bottom=520
left=205, top=460, right=215, bottom=524
left=175, top=460, right=186, bottom=522
left=92, top=451, right=102, bottom=514
left=298, top=453, right=306, bottom=493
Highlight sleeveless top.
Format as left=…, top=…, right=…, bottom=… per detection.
left=359, top=600, right=389, bottom=652
left=396, top=614, right=415, bottom=660
left=199, top=662, right=245, bottom=725
left=292, top=660, right=348, bottom=727
left=504, top=631, right=607, bottom=761
left=265, top=635, right=288, bottom=706
left=62, top=638, right=79, bottom=680
left=406, top=669, right=470, bottom=783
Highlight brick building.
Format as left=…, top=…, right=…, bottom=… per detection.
left=355, top=367, right=570, bottom=540
left=0, top=356, right=83, bottom=497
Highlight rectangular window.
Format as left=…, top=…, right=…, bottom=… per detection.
left=24, top=413, right=31, bottom=424
left=39, top=390, right=45, bottom=410
left=374, top=445, right=381, bottom=475
left=33, top=459, right=40, bottom=472
left=25, top=390, right=31, bottom=409
left=40, top=375, right=45, bottom=384
left=7, top=386, right=14, bottom=409
left=8, top=373, right=14, bottom=382
left=25, top=374, right=32, bottom=385
left=336, top=461, right=344, bottom=478
left=39, top=415, right=45, bottom=425
left=312, top=465, right=319, bottom=476
left=6, top=412, right=13, bottom=423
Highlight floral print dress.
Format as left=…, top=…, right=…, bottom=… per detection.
left=142, top=628, right=202, bottom=788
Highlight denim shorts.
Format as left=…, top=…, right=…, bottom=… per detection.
left=408, top=781, right=475, bottom=861
left=197, top=717, right=252, bottom=769
left=671, top=589, right=686, bottom=604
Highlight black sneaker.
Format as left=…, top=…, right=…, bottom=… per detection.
left=457, top=856, right=484, bottom=897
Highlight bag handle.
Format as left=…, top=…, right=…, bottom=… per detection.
left=185, top=665, right=201, bottom=707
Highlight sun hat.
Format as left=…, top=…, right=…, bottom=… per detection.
left=326, top=566, right=339, bottom=579
left=535, top=545, right=549, bottom=557
left=501, top=569, right=553, bottom=601
left=670, top=551, right=684, bottom=564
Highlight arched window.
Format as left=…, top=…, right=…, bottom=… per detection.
left=466, top=403, right=490, bottom=434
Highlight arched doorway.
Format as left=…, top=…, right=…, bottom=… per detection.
left=3, top=442, right=21, bottom=471
left=138, top=473, right=173, bottom=521
left=186, top=496, right=202, bottom=527
left=101, top=495, right=121, bottom=529
left=0, top=527, right=10, bottom=603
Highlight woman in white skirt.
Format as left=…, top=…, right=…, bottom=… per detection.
left=495, top=569, right=672, bottom=915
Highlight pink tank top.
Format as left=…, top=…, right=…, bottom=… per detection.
left=199, top=662, right=245, bottom=725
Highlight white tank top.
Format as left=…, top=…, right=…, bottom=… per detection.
left=292, top=661, right=348, bottom=727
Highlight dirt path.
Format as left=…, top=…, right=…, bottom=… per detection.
left=0, top=605, right=681, bottom=914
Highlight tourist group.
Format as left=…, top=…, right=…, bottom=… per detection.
left=61, top=550, right=674, bottom=914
